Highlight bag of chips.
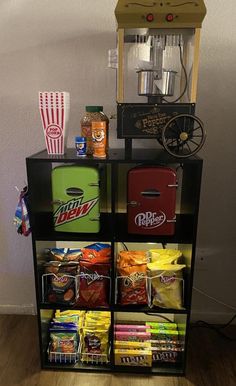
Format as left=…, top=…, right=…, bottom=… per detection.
left=44, top=262, right=79, bottom=304
left=148, top=249, right=182, bottom=264
left=117, top=251, right=148, bottom=305
left=48, top=248, right=82, bottom=262
left=84, top=243, right=111, bottom=258
left=50, top=332, right=78, bottom=353
left=77, top=260, right=110, bottom=307
left=81, top=328, right=110, bottom=363
left=148, top=263, right=185, bottom=309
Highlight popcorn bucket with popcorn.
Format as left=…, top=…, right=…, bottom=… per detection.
left=39, top=91, right=70, bottom=155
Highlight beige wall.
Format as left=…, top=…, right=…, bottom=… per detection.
left=0, top=0, right=235, bottom=321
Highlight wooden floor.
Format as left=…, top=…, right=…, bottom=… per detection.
left=0, top=315, right=235, bottom=386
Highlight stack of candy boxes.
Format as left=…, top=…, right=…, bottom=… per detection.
left=114, top=322, right=184, bottom=367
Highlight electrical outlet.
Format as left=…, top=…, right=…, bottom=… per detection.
left=195, top=248, right=213, bottom=271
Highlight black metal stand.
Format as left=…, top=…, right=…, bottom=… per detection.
left=125, top=138, right=132, bottom=158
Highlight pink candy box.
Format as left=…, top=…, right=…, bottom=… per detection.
left=115, top=331, right=151, bottom=342
left=115, top=324, right=150, bottom=332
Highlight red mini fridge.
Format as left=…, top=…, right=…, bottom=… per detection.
left=127, top=166, right=177, bottom=235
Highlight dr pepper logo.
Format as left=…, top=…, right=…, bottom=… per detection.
left=135, top=211, right=166, bottom=229
left=53, top=197, right=98, bottom=226
left=46, top=124, right=62, bottom=139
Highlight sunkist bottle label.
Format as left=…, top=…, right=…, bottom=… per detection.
left=92, top=121, right=107, bottom=158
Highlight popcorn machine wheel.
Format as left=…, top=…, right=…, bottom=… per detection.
left=113, top=0, right=207, bottom=158
left=162, top=114, right=205, bottom=158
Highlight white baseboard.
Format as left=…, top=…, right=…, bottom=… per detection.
left=0, top=304, right=36, bottom=315
left=191, top=310, right=236, bottom=324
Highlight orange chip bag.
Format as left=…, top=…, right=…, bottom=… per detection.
left=117, top=251, right=147, bottom=268
left=117, top=251, right=148, bottom=305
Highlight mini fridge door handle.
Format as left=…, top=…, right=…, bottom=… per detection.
left=127, top=201, right=141, bottom=207
left=141, top=189, right=160, bottom=197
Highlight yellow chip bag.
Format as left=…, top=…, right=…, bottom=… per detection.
left=149, top=249, right=182, bottom=264
left=81, top=328, right=109, bottom=363
left=148, top=263, right=185, bottom=309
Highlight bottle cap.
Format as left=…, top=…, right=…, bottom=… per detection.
left=86, top=106, right=103, bottom=112
left=75, top=136, right=86, bottom=142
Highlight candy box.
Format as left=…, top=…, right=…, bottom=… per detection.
left=115, top=331, right=151, bottom=342
left=151, top=346, right=183, bottom=363
left=149, top=329, right=179, bottom=341
left=115, top=341, right=151, bottom=350
left=115, top=324, right=149, bottom=332
left=115, top=349, right=152, bottom=367
left=146, top=322, right=177, bottom=330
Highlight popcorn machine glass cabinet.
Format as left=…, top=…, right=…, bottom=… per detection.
left=118, top=28, right=195, bottom=104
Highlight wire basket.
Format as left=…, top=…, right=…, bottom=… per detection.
left=42, top=273, right=79, bottom=305
left=47, top=343, right=79, bottom=364
left=79, top=343, right=110, bottom=365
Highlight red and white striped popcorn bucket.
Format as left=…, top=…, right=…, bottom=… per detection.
left=39, top=92, right=70, bottom=155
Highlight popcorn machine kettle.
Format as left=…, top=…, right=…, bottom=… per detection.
left=113, top=0, right=207, bottom=157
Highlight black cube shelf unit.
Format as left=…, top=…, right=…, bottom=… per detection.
left=26, top=148, right=202, bottom=375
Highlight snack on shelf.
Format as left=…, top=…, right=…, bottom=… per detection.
left=146, top=322, right=177, bottom=330
left=148, top=263, right=185, bottom=309
left=48, top=248, right=82, bottom=262
left=114, top=349, right=152, bottom=367
left=50, top=332, right=78, bottom=353
left=115, top=341, right=151, bottom=350
left=148, top=249, right=182, bottom=264
left=117, top=251, right=148, bottom=305
left=115, top=331, right=151, bottom=342
left=81, top=329, right=109, bottom=361
left=115, top=324, right=149, bottom=332
left=149, top=329, right=179, bottom=341
left=48, top=310, right=81, bottom=363
left=77, top=261, right=110, bottom=307
left=118, top=251, right=147, bottom=266
left=76, top=243, right=111, bottom=308
left=80, top=311, right=111, bottom=364
left=44, top=261, right=79, bottom=275
left=43, top=262, right=79, bottom=304
left=150, top=339, right=183, bottom=346
left=53, top=316, right=79, bottom=324
left=49, top=317, right=78, bottom=356
left=83, top=243, right=111, bottom=258
left=54, top=310, right=86, bottom=330
left=151, top=347, right=182, bottom=363
left=86, top=310, right=111, bottom=317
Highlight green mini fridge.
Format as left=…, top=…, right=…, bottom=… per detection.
left=52, top=165, right=100, bottom=233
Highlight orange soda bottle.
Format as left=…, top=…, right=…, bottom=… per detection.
left=91, top=121, right=107, bottom=158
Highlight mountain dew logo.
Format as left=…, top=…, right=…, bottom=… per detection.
left=53, top=197, right=98, bottom=226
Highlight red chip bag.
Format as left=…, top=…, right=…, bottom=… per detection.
left=81, top=249, right=111, bottom=264
left=77, top=261, right=110, bottom=307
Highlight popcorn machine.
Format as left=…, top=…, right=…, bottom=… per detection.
left=113, top=0, right=207, bottom=158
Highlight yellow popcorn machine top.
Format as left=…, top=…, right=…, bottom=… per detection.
left=113, top=0, right=207, bottom=157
